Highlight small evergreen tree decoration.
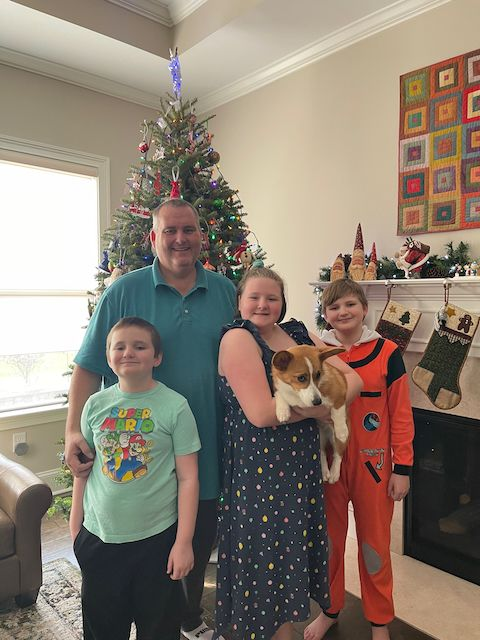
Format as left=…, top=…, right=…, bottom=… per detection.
left=97, top=50, right=266, bottom=294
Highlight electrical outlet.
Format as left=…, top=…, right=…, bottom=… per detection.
left=13, top=432, right=27, bottom=454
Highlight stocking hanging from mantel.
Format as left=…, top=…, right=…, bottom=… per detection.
left=375, top=284, right=422, bottom=354
left=412, top=283, right=479, bottom=410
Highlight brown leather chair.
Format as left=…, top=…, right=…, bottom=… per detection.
left=0, top=453, right=52, bottom=607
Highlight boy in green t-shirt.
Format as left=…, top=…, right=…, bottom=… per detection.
left=70, top=317, right=200, bottom=640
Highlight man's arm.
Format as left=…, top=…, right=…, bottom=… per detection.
left=69, top=476, right=86, bottom=539
left=65, top=365, right=101, bottom=477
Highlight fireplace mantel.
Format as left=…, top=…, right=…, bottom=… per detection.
left=311, top=277, right=480, bottom=356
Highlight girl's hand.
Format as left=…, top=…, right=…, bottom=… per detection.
left=294, top=405, right=332, bottom=422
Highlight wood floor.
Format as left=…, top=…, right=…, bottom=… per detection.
left=41, top=515, right=434, bottom=640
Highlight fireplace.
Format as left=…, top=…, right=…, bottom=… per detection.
left=404, top=407, right=480, bottom=586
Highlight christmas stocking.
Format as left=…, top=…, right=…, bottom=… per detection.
left=412, top=303, right=479, bottom=410
left=376, top=300, right=421, bottom=354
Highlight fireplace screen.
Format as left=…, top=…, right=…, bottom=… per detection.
left=404, top=408, right=480, bottom=586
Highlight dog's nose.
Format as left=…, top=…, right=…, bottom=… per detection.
left=313, top=398, right=322, bottom=406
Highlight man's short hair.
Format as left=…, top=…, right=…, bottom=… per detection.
left=321, top=278, right=368, bottom=314
left=106, top=317, right=163, bottom=357
left=151, top=198, right=200, bottom=230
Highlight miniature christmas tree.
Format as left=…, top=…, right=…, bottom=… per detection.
left=97, top=51, right=265, bottom=292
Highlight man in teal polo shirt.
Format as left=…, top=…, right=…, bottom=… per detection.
left=65, top=198, right=236, bottom=640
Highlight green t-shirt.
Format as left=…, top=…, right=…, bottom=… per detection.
left=81, top=382, right=201, bottom=543
left=75, top=259, right=236, bottom=499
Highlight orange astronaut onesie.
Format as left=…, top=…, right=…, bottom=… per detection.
left=320, top=328, right=414, bottom=625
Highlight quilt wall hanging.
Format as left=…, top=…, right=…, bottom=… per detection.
left=398, top=48, right=480, bottom=235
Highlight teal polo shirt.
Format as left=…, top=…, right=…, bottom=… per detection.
left=75, top=259, right=236, bottom=499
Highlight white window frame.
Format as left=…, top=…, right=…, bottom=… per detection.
left=0, top=135, right=110, bottom=430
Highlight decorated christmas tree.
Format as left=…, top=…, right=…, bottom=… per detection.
left=97, top=51, right=266, bottom=293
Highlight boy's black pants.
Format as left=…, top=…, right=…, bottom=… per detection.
left=74, top=522, right=184, bottom=640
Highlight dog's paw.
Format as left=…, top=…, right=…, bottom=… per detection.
left=322, top=467, right=331, bottom=483
left=328, top=459, right=341, bottom=483
left=276, top=407, right=291, bottom=423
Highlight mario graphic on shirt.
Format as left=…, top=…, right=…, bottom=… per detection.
left=99, top=406, right=153, bottom=483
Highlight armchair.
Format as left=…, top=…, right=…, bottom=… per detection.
left=0, top=452, right=52, bottom=607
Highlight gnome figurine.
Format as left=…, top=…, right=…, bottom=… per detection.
left=348, top=223, right=366, bottom=281
left=330, top=254, right=346, bottom=281
left=364, top=242, right=378, bottom=280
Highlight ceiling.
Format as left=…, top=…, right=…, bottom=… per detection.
left=0, top=0, right=450, bottom=112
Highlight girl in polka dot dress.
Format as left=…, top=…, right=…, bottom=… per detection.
left=213, top=268, right=363, bottom=640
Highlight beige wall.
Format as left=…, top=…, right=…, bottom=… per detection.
left=210, top=0, right=480, bottom=331
left=0, top=419, right=65, bottom=483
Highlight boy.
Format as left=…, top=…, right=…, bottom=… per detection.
left=70, top=317, right=200, bottom=640
left=304, top=279, right=414, bottom=640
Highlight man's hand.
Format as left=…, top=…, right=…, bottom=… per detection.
left=167, top=541, right=194, bottom=580
left=65, top=431, right=94, bottom=478
left=388, top=473, right=410, bottom=501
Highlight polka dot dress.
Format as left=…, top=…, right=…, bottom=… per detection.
left=214, top=319, right=330, bottom=640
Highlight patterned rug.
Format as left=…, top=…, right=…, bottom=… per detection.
left=0, top=559, right=83, bottom=639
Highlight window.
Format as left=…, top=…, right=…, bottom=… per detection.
left=0, top=136, right=109, bottom=414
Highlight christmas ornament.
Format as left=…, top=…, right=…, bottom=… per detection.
left=98, top=250, right=110, bottom=273
left=170, top=166, right=181, bottom=198
left=153, top=171, right=161, bottom=195
left=203, top=259, right=215, bottom=271
left=364, top=242, right=378, bottom=280
left=138, top=121, right=149, bottom=153
left=157, top=116, right=167, bottom=129
left=104, top=266, right=125, bottom=287
left=208, top=150, right=220, bottom=165
left=128, top=203, right=150, bottom=219
left=412, top=288, right=479, bottom=409
left=168, top=48, right=182, bottom=98
left=330, top=254, right=346, bottom=281
left=375, top=284, right=421, bottom=354
left=394, top=237, right=430, bottom=278
left=348, top=223, right=365, bottom=281
left=152, top=147, right=165, bottom=161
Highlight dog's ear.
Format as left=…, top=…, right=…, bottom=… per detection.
left=317, top=346, right=345, bottom=362
left=272, top=350, right=294, bottom=371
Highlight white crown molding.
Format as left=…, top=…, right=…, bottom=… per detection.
left=104, top=0, right=207, bottom=25
left=0, top=46, right=160, bottom=109
left=167, top=0, right=208, bottom=24
left=105, top=0, right=173, bottom=26
left=197, top=0, right=451, bottom=113
left=1, top=0, right=450, bottom=114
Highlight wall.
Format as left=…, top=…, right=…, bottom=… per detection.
left=0, top=64, right=157, bottom=476
left=0, top=63, right=157, bottom=236
left=210, top=0, right=480, bottom=331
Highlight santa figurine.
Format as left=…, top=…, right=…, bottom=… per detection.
left=394, top=237, right=430, bottom=278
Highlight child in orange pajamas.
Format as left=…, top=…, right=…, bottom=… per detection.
left=304, top=279, right=414, bottom=640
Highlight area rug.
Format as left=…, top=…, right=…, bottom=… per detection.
left=0, top=559, right=83, bottom=639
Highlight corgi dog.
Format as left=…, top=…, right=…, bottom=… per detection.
left=271, top=345, right=349, bottom=484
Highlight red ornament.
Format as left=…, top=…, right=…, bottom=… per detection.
left=170, top=166, right=181, bottom=198
left=203, top=259, right=215, bottom=271
left=153, top=171, right=161, bottom=195
left=138, top=140, right=149, bottom=153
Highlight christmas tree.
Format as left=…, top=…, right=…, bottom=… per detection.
left=97, top=51, right=266, bottom=294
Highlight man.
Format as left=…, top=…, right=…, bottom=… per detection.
left=65, top=198, right=236, bottom=640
